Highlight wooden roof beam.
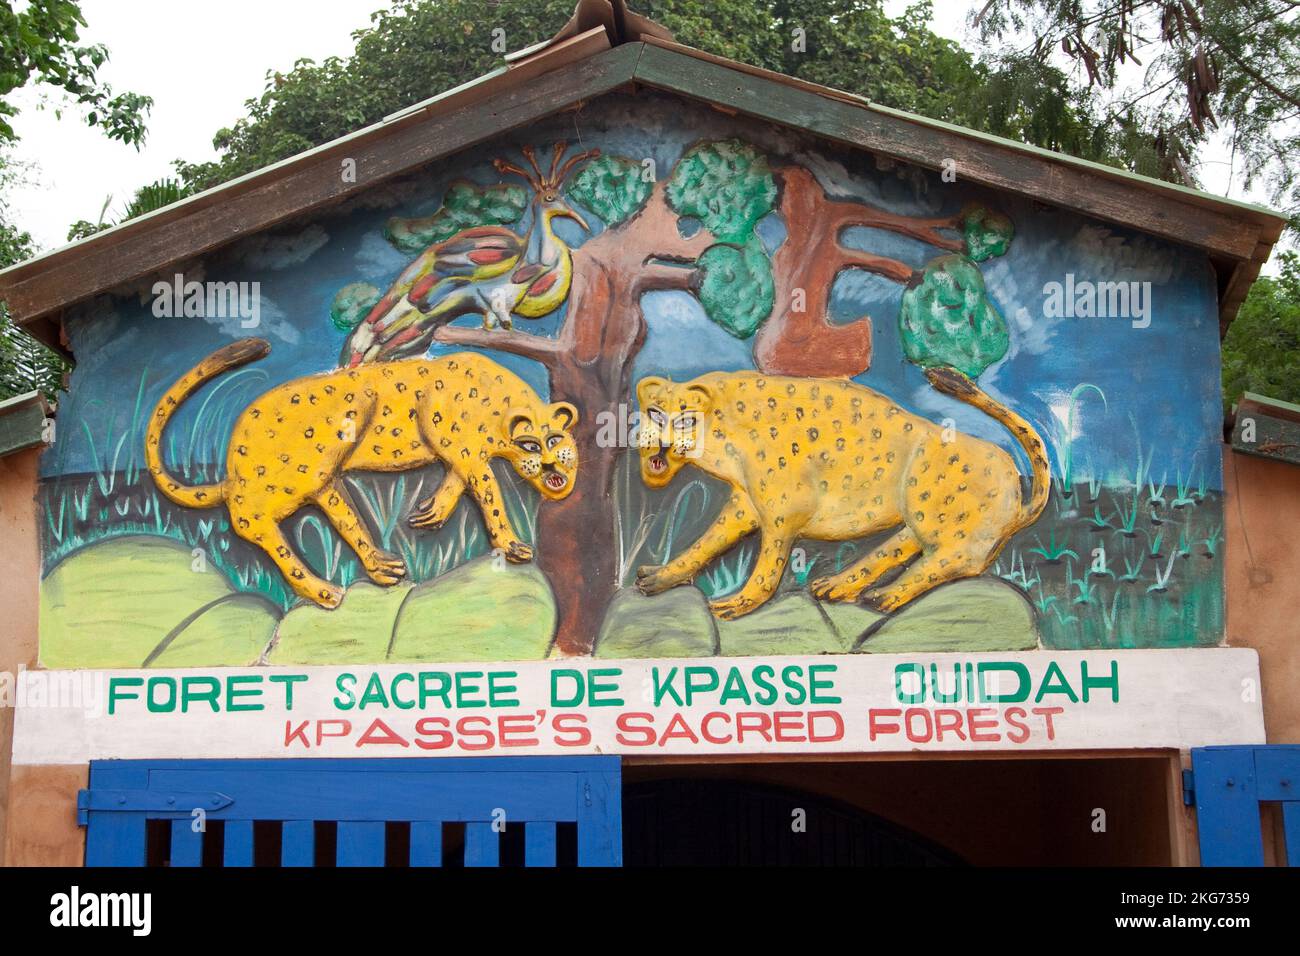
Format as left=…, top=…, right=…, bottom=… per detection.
left=631, top=41, right=1274, bottom=264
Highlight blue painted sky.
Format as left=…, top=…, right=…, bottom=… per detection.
left=48, top=93, right=1224, bottom=491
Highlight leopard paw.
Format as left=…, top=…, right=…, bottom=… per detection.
left=408, top=496, right=449, bottom=529
left=365, top=550, right=408, bottom=586
left=314, top=584, right=345, bottom=609
left=498, top=540, right=533, bottom=563
left=635, top=564, right=676, bottom=596
left=809, top=574, right=864, bottom=603
left=408, top=509, right=446, bottom=531
left=708, top=593, right=760, bottom=620
left=862, top=587, right=908, bottom=614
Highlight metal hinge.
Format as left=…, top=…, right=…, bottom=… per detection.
left=76, top=789, right=234, bottom=826
left=1182, top=768, right=1196, bottom=806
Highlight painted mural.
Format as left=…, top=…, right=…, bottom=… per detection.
left=36, top=94, right=1227, bottom=668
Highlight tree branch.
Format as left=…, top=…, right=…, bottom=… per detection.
left=829, top=199, right=965, bottom=251
left=432, top=324, right=569, bottom=364
left=837, top=248, right=917, bottom=284
left=633, top=260, right=698, bottom=295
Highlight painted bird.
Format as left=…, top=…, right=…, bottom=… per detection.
left=342, top=142, right=598, bottom=366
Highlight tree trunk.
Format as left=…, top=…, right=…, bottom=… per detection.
left=535, top=262, right=638, bottom=656
left=755, top=166, right=963, bottom=378
left=533, top=185, right=711, bottom=655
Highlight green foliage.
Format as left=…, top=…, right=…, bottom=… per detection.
left=666, top=139, right=776, bottom=242
left=899, top=254, right=1009, bottom=379
left=691, top=239, right=774, bottom=338
left=961, top=203, right=1014, bottom=261
left=664, top=140, right=777, bottom=338
left=65, top=218, right=109, bottom=241
left=158, top=0, right=1153, bottom=205
left=66, top=178, right=190, bottom=243
left=0, top=194, right=65, bottom=400
left=384, top=180, right=526, bottom=254
left=121, top=177, right=186, bottom=220
left=0, top=0, right=150, bottom=145
left=0, top=309, right=65, bottom=401
left=973, top=0, right=1300, bottom=222
left=0, top=0, right=152, bottom=402
left=1222, top=252, right=1300, bottom=409
left=173, top=0, right=578, bottom=192
left=565, top=154, right=652, bottom=227
left=331, top=282, right=382, bottom=332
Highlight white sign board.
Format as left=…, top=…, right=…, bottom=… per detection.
left=11, top=649, right=1265, bottom=765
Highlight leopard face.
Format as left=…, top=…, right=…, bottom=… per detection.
left=635, top=376, right=710, bottom=489
left=501, top=401, right=579, bottom=500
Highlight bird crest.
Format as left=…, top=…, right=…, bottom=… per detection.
left=494, top=142, right=600, bottom=196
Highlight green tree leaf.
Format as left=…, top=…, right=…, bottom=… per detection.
left=330, top=282, right=382, bottom=332
left=691, top=238, right=774, bottom=339
left=1222, top=252, right=1300, bottom=411
left=384, top=180, right=526, bottom=254
left=961, top=203, right=1014, bottom=261
left=900, top=254, right=1009, bottom=379
left=565, top=154, right=651, bottom=227
left=666, top=139, right=776, bottom=242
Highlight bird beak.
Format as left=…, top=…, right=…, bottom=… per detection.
left=565, top=207, right=590, bottom=232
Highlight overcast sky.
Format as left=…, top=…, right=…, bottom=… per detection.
left=3, top=0, right=1276, bottom=260
left=5, top=0, right=385, bottom=250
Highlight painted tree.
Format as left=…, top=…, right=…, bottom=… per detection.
left=361, top=140, right=1014, bottom=655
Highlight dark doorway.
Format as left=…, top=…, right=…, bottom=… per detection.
left=623, top=778, right=965, bottom=866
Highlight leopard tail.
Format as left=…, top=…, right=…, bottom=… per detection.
left=924, top=365, right=1051, bottom=533
left=145, top=337, right=271, bottom=509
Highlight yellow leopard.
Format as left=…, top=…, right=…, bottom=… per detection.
left=146, top=338, right=578, bottom=608
left=634, top=367, right=1049, bottom=619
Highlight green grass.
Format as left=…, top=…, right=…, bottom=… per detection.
left=40, top=464, right=535, bottom=613
left=1017, top=481, right=1224, bottom=649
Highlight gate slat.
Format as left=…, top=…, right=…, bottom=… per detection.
left=465, top=822, right=499, bottom=866
left=525, top=822, right=556, bottom=866
left=1282, top=803, right=1300, bottom=867
left=1192, top=748, right=1262, bottom=866
left=223, top=820, right=254, bottom=867
left=85, top=813, right=147, bottom=867
left=410, top=821, right=442, bottom=867
left=577, top=770, right=623, bottom=866
left=170, top=820, right=203, bottom=867
left=337, top=821, right=385, bottom=866
left=281, top=821, right=315, bottom=867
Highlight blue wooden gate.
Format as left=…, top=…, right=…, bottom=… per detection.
left=1191, top=745, right=1300, bottom=866
left=79, top=757, right=621, bottom=867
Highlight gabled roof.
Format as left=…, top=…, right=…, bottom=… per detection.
left=0, top=0, right=1285, bottom=356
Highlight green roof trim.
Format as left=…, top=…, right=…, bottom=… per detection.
left=1241, top=391, right=1300, bottom=418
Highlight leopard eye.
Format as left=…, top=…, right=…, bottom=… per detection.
left=676, top=413, right=697, bottom=431
left=546, top=434, right=563, bottom=449
left=515, top=438, right=541, bottom=454
left=647, top=406, right=668, bottom=428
